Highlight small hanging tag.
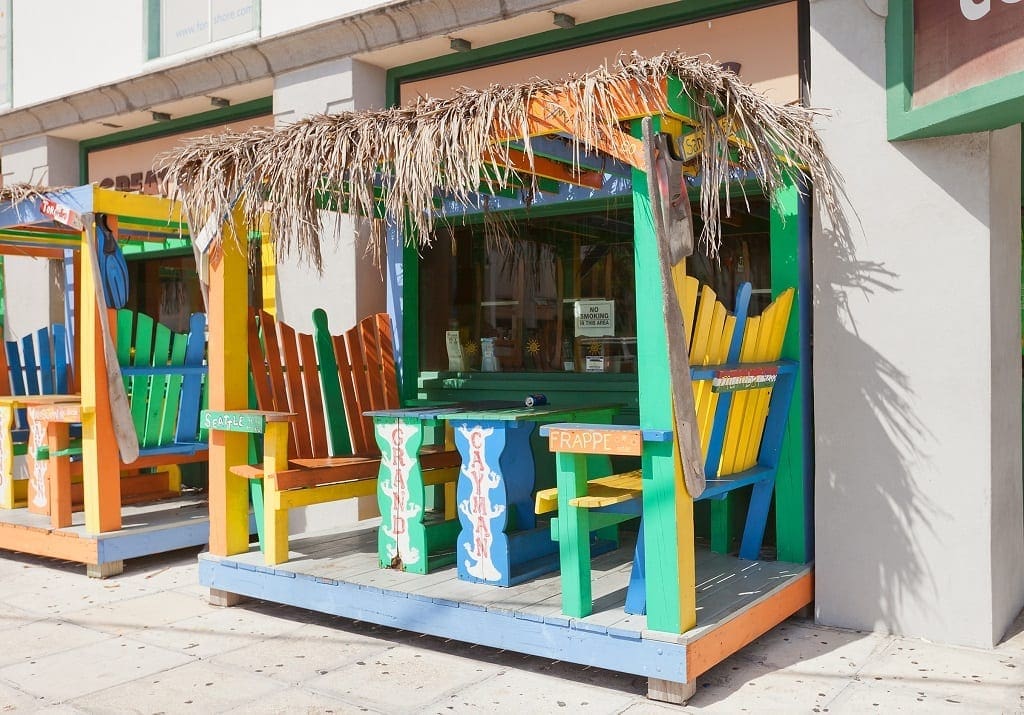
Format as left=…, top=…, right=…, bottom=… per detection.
left=192, top=209, right=222, bottom=255
left=39, top=198, right=84, bottom=230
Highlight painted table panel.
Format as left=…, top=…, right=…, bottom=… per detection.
left=369, top=402, right=618, bottom=587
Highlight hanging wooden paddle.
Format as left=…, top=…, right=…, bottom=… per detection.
left=641, top=117, right=706, bottom=498
left=83, top=212, right=139, bottom=464
left=97, top=214, right=129, bottom=309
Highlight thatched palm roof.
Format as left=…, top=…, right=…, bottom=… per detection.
left=158, top=51, right=840, bottom=268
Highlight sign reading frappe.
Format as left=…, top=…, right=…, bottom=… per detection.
left=914, top=0, right=1024, bottom=107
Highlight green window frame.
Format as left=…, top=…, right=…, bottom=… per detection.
left=887, top=2, right=1024, bottom=140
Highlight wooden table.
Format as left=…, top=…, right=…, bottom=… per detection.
left=1, top=395, right=82, bottom=526
left=367, top=401, right=618, bottom=586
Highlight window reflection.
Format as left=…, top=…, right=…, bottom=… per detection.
left=418, top=197, right=772, bottom=374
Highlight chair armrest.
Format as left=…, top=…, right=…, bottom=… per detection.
left=200, top=409, right=294, bottom=434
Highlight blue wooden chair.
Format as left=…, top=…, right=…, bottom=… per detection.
left=0, top=324, right=75, bottom=508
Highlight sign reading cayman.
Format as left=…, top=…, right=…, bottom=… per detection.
left=913, top=0, right=1024, bottom=106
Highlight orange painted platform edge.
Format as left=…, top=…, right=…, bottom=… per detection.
left=0, top=520, right=98, bottom=564
left=686, top=570, right=814, bottom=680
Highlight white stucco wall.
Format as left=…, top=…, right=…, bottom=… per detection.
left=271, top=57, right=388, bottom=532
left=8, top=1, right=393, bottom=109
left=810, top=0, right=1024, bottom=648
left=11, top=2, right=146, bottom=107
left=260, top=0, right=391, bottom=36
left=0, top=135, right=79, bottom=340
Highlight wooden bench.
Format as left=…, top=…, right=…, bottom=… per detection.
left=29, top=309, right=208, bottom=527
left=0, top=323, right=75, bottom=509
left=535, top=281, right=797, bottom=618
left=202, top=309, right=461, bottom=566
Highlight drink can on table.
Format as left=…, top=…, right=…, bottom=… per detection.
left=525, top=393, right=548, bottom=407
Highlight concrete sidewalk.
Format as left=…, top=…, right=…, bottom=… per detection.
left=0, top=548, right=1020, bottom=714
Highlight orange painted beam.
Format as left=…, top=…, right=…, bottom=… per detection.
left=489, top=78, right=686, bottom=169
left=490, top=148, right=605, bottom=189
left=0, top=520, right=99, bottom=564
left=686, top=570, right=813, bottom=680
left=0, top=246, right=66, bottom=259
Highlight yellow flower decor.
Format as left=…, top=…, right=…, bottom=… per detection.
left=526, top=338, right=541, bottom=356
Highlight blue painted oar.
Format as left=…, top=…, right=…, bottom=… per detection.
left=96, top=214, right=128, bottom=309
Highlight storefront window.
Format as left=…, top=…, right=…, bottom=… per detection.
left=418, top=196, right=773, bottom=375
left=149, top=0, right=259, bottom=59
left=420, top=206, right=636, bottom=374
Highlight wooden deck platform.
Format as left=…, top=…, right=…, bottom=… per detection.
left=0, top=492, right=218, bottom=574
left=199, top=521, right=813, bottom=686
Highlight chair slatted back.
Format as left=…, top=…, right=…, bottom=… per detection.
left=2, top=325, right=74, bottom=435
left=718, top=288, right=794, bottom=475
left=677, top=276, right=795, bottom=478
left=316, top=310, right=400, bottom=457
left=249, top=309, right=406, bottom=462
left=3, top=325, right=73, bottom=398
left=249, top=309, right=328, bottom=461
left=115, top=309, right=207, bottom=449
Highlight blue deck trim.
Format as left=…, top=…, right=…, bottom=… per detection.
left=198, top=553, right=689, bottom=682
left=96, top=519, right=212, bottom=563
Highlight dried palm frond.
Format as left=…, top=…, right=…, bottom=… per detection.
left=157, top=51, right=842, bottom=271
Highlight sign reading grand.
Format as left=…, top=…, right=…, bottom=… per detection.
left=913, top=0, right=1024, bottom=107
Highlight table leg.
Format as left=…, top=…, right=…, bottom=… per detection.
left=26, top=414, right=49, bottom=515
left=47, top=421, right=71, bottom=528
left=0, top=404, right=14, bottom=509
left=375, top=416, right=429, bottom=573
left=500, top=421, right=537, bottom=532
left=454, top=419, right=511, bottom=584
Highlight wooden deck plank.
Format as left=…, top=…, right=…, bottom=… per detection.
left=210, top=520, right=807, bottom=647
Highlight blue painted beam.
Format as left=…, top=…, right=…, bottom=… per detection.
left=198, top=554, right=689, bottom=683
left=0, top=185, right=93, bottom=230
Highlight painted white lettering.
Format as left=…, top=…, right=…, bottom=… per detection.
left=962, top=0, right=1022, bottom=20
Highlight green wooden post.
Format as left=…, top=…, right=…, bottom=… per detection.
left=556, top=450, right=594, bottom=617
left=770, top=176, right=810, bottom=563
left=632, top=134, right=692, bottom=634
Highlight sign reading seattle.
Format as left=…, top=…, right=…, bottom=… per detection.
left=913, top=0, right=1024, bottom=107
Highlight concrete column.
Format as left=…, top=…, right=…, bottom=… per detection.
left=271, top=58, right=388, bottom=532
left=272, top=57, right=387, bottom=334
left=810, top=0, right=1024, bottom=647
left=1, top=136, right=79, bottom=341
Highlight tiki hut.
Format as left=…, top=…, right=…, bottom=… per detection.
left=154, top=51, right=842, bottom=676
left=158, top=51, right=841, bottom=268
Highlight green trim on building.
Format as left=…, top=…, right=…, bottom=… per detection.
left=389, top=0, right=780, bottom=400
left=78, top=96, right=273, bottom=184
left=886, top=3, right=1024, bottom=141
left=146, top=0, right=161, bottom=60
left=386, top=0, right=783, bottom=103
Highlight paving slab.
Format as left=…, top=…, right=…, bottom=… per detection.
left=68, top=659, right=287, bottom=714
left=826, top=638, right=1024, bottom=712
left=437, top=666, right=637, bottom=713
left=213, top=621, right=393, bottom=684
left=222, top=685, right=383, bottom=714
left=0, top=635, right=193, bottom=702
left=63, top=589, right=215, bottom=636
left=313, top=643, right=501, bottom=715
left=129, top=599, right=310, bottom=659
left=0, top=618, right=113, bottom=669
